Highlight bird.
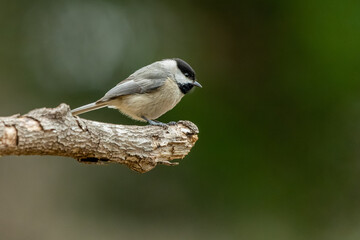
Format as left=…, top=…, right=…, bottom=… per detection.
left=71, top=58, right=202, bottom=126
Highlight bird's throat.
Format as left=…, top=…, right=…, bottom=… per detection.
left=178, top=83, right=194, bottom=94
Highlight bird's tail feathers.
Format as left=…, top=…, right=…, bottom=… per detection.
left=71, top=102, right=108, bottom=116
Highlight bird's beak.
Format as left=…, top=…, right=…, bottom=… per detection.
left=192, top=81, right=202, bottom=88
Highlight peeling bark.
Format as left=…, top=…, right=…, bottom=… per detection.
left=0, top=104, right=199, bottom=173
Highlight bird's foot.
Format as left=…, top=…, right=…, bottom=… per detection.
left=149, top=120, right=167, bottom=127
left=142, top=117, right=177, bottom=127
left=154, top=120, right=179, bottom=126
left=167, top=121, right=177, bottom=125
left=142, top=117, right=167, bottom=127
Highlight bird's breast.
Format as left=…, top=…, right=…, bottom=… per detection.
left=110, top=78, right=184, bottom=121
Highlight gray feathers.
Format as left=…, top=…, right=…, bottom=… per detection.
left=97, top=62, right=171, bottom=103
left=71, top=61, right=173, bottom=117
left=71, top=102, right=108, bottom=116
left=70, top=58, right=198, bottom=121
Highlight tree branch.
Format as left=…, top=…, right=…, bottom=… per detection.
left=0, top=104, right=199, bottom=173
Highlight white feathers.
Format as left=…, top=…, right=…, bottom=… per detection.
left=158, top=59, right=193, bottom=86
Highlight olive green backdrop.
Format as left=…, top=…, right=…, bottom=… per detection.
left=1, top=0, right=360, bottom=239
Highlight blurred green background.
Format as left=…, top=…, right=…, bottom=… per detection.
left=1, top=0, right=360, bottom=239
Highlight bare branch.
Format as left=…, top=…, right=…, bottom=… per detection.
left=0, top=104, right=199, bottom=173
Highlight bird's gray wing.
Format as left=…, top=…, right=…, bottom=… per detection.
left=97, top=64, right=170, bottom=103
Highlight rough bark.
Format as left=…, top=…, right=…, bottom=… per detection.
left=0, top=104, right=199, bottom=173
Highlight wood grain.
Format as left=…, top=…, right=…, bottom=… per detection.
left=0, top=104, right=199, bottom=173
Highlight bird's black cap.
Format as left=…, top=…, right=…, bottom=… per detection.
left=174, top=58, right=196, bottom=80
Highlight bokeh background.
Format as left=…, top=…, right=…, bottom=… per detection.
left=1, top=0, right=360, bottom=239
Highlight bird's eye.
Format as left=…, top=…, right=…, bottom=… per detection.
left=184, top=73, right=189, bottom=77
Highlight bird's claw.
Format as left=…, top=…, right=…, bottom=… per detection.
left=145, top=118, right=167, bottom=127
left=143, top=116, right=178, bottom=127
left=151, top=121, right=167, bottom=127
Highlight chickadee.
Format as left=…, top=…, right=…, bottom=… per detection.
left=71, top=58, right=202, bottom=126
